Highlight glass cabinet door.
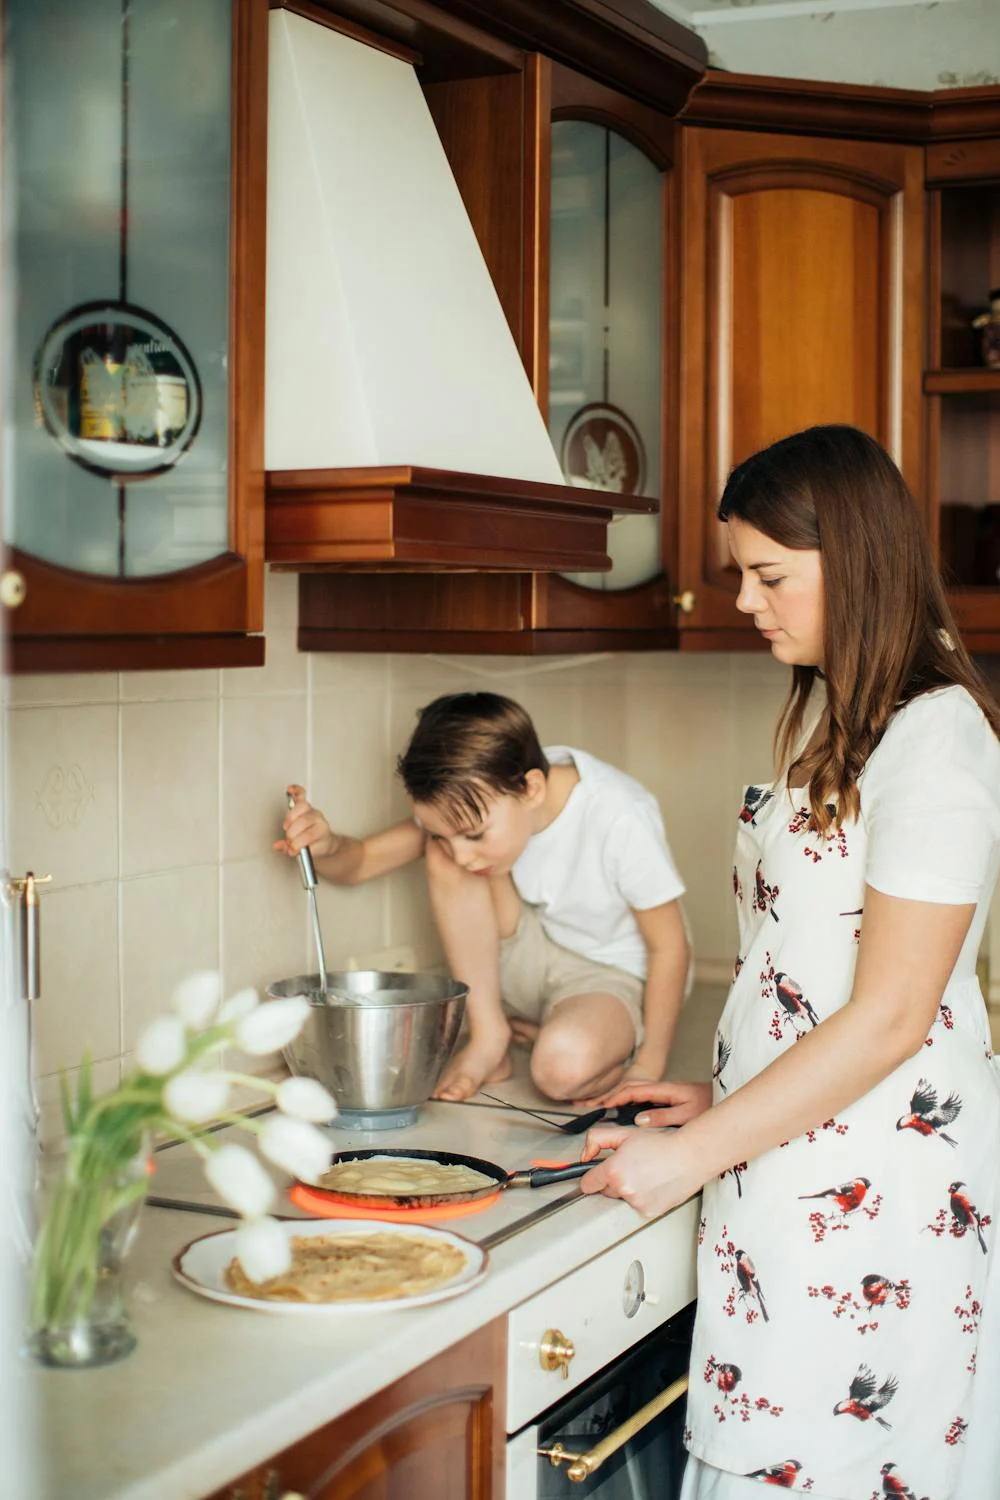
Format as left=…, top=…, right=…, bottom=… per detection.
left=549, top=119, right=664, bottom=592
left=3, top=0, right=265, bottom=668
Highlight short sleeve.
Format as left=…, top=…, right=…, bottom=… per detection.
left=605, top=800, right=686, bottom=911
left=862, top=688, right=1000, bottom=905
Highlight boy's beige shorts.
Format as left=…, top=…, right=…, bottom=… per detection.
left=498, top=903, right=645, bottom=1046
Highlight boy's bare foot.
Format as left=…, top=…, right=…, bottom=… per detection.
left=508, top=1017, right=540, bottom=1048
left=433, top=1037, right=513, bottom=1102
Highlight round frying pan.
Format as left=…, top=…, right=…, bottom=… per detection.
left=308, top=1147, right=591, bottom=1210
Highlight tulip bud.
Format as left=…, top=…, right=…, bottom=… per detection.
left=232, top=1217, right=292, bottom=1284
left=171, top=971, right=222, bottom=1030
left=164, top=1068, right=230, bottom=1124
left=218, top=987, right=259, bottom=1026
left=204, top=1143, right=276, bottom=1218
left=135, top=1015, right=188, bottom=1076
left=236, top=998, right=311, bottom=1057
left=275, top=1076, right=337, bottom=1124
left=258, top=1115, right=331, bottom=1184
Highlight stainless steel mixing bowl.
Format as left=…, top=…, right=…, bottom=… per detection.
left=266, top=970, right=468, bottom=1130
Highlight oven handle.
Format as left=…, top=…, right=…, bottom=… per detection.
left=537, top=1372, right=689, bottom=1482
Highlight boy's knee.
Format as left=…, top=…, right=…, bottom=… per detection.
left=529, top=1032, right=594, bottom=1102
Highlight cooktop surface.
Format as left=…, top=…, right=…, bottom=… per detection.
left=148, top=1096, right=592, bottom=1250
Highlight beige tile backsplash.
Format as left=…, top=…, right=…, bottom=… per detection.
left=5, top=569, right=799, bottom=1141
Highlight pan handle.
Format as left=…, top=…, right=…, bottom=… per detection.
left=521, top=1162, right=592, bottom=1188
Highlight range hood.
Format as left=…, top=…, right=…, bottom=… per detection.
left=263, top=8, right=649, bottom=572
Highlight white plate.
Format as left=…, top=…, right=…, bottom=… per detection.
left=172, top=1217, right=488, bottom=1314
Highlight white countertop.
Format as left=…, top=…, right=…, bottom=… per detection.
left=36, top=1096, right=701, bottom=1500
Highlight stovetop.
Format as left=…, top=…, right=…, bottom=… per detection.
left=147, top=1097, right=590, bottom=1251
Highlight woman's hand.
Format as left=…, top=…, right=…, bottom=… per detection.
left=273, top=784, right=339, bottom=861
left=578, top=1079, right=713, bottom=1128
left=578, top=1123, right=706, bottom=1219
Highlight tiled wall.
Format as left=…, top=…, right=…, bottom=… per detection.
left=8, top=571, right=999, bottom=1138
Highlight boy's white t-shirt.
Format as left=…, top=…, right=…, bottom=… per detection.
left=510, top=746, right=686, bottom=980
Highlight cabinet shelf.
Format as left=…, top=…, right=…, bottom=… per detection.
left=925, top=369, right=1000, bottom=393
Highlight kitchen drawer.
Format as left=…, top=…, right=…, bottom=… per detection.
left=506, top=1198, right=699, bottom=1431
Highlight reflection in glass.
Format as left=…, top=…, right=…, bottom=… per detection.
left=4, top=0, right=232, bottom=579
left=550, top=119, right=663, bottom=592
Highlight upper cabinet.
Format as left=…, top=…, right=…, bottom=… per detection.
left=3, top=0, right=269, bottom=673
left=924, top=116, right=1000, bottom=652
left=675, top=117, right=925, bottom=643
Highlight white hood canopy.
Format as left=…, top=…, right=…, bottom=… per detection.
left=265, top=10, right=563, bottom=485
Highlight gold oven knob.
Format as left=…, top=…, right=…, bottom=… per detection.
left=539, top=1328, right=576, bottom=1379
left=0, top=570, right=27, bottom=609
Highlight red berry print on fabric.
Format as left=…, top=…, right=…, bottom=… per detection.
left=895, top=1078, right=962, bottom=1147
left=833, top=1364, right=898, bottom=1429
left=703, top=1356, right=784, bottom=1425
left=954, top=1282, right=982, bottom=1374
left=799, top=1177, right=882, bottom=1243
left=803, top=1118, right=850, bottom=1144
left=922, top=1003, right=955, bottom=1049
left=806, top=1273, right=910, bottom=1335
left=925, top=1183, right=990, bottom=1253
left=787, top=804, right=849, bottom=862
left=944, top=1415, right=968, bottom=1447
left=754, top=861, right=780, bottom=922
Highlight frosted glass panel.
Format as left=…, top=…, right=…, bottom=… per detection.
left=550, top=120, right=663, bottom=592
left=4, top=0, right=232, bottom=578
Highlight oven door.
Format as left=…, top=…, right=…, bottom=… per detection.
left=508, top=1303, right=693, bottom=1500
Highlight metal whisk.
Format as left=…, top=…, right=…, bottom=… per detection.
left=287, top=793, right=330, bottom=1003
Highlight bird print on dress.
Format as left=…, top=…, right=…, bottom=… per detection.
left=895, top=1080, right=962, bottom=1147
left=806, top=1272, right=911, bottom=1333
left=713, top=1033, right=732, bottom=1094
left=735, top=1249, right=770, bottom=1322
left=702, top=1357, right=785, bottom=1425
left=739, top=785, right=775, bottom=827
left=775, top=972, right=820, bottom=1031
left=948, top=1181, right=988, bottom=1254
left=787, top=804, right=849, bottom=863
left=833, top=1364, right=899, bottom=1429
left=799, top=1177, right=881, bottom=1243
left=754, top=861, right=780, bottom=922
left=744, top=1459, right=803, bottom=1486
left=874, top=1461, right=929, bottom=1500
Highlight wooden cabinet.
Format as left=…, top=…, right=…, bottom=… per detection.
left=205, top=1319, right=505, bottom=1500
left=3, top=0, right=268, bottom=675
left=925, top=107, right=1000, bottom=651
left=675, top=121, right=925, bottom=643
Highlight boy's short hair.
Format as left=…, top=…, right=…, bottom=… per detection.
left=397, top=692, right=550, bottom=826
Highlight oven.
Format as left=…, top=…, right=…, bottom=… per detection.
left=505, top=1206, right=698, bottom=1500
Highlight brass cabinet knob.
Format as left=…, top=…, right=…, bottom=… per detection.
left=0, top=569, right=26, bottom=609
left=672, top=590, right=696, bottom=614
left=539, top=1328, right=576, bottom=1379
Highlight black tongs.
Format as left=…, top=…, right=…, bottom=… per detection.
left=478, top=1091, right=661, bottom=1135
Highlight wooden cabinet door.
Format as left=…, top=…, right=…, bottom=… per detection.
left=676, top=126, right=924, bottom=642
left=3, top=0, right=267, bottom=674
left=207, top=1319, right=506, bottom=1500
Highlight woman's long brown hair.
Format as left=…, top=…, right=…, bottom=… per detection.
left=718, top=425, right=1000, bottom=833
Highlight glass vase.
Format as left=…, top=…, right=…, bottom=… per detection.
left=27, top=1135, right=149, bottom=1370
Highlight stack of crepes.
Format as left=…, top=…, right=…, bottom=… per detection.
left=224, top=1231, right=468, bottom=1303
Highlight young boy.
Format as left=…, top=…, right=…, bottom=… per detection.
left=276, top=692, right=691, bottom=1104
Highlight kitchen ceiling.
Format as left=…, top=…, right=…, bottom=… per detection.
left=646, top=0, right=998, bottom=91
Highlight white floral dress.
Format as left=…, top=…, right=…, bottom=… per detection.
left=684, top=687, right=1000, bottom=1499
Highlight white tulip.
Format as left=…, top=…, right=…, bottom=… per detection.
left=232, top=1217, right=291, bottom=1284
left=235, top=998, right=311, bottom=1056
left=171, top=971, right=222, bottom=1030
left=204, top=1143, right=276, bottom=1218
left=275, top=1076, right=337, bottom=1124
left=135, top=1015, right=188, bottom=1076
left=163, top=1068, right=230, bottom=1124
left=218, top=987, right=259, bottom=1026
left=258, top=1115, right=331, bottom=1184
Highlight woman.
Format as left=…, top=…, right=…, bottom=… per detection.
left=580, top=425, right=1000, bottom=1498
